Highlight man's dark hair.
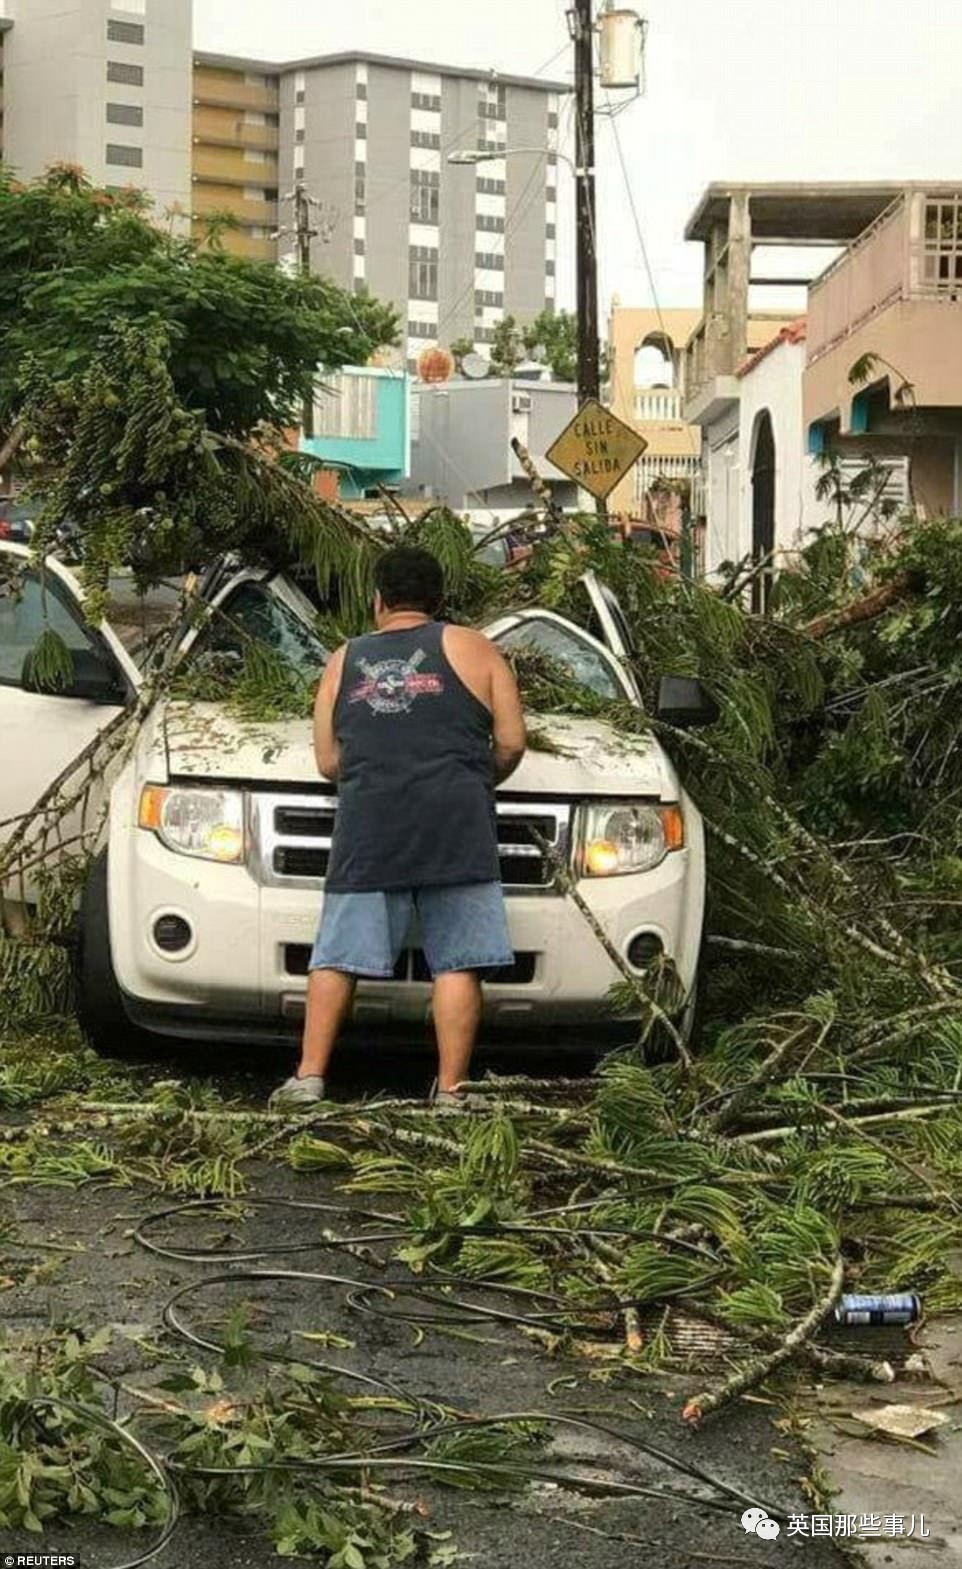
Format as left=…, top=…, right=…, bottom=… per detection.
left=374, top=546, right=444, bottom=615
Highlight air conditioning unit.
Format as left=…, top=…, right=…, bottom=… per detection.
left=511, top=391, right=532, bottom=414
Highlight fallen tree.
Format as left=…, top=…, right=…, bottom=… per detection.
left=3, top=250, right=962, bottom=1547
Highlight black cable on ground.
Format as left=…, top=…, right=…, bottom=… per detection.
left=140, top=1195, right=789, bottom=1524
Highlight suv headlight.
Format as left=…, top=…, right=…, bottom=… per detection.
left=576, top=801, right=684, bottom=877
left=138, top=784, right=245, bottom=864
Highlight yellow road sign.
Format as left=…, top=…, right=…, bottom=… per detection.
left=545, top=399, right=648, bottom=501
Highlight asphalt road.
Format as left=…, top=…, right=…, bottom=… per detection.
left=2, top=1150, right=847, bottom=1569
left=0, top=1032, right=853, bottom=1569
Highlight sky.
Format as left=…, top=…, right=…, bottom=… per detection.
left=195, top=0, right=962, bottom=317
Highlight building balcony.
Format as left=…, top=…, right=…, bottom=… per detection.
left=192, top=185, right=278, bottom=225
left=192, top=145, right=278, bottom=187
left=216, top=229, right=277, bottom=262
left=192, top=73, right=279, bottom=115
left=805, top=188, right=962, bottom=431
left=193, top=108, right=279, bottom=152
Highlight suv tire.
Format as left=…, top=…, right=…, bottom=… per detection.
left=77, top=851, right=147, bottom=1057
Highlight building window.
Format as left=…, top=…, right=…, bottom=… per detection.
left=315, top=372, right=377, bottom=440
left=355, top=177, right=366, bottom=215
left=545, top=260, right=555, bottom=276
left=546, top=223, right=556, bottom=240
left=107, top=60, right=144, bottom=86
left=411, top=91, right=441, bottom=112
left=354, top=237, right=365, bottom=255
left=411, top=129, right=440, bottom=150
left=475, top=252, right=505, bottom=271
left=477, top=177, right=505, bottom=197
left=408, top=320, right=437, bottom=339
left=106, top=101, right=143, bottom=126
left=107, top=18, right=144, bottom=43
left=356, top=82, right=368, bottom=100
left=409, top=245, right=438, bottom=300
left=410, top=169, right=440, bottom=224
left=476, top=136, right=505, bottom=154
left=475, top=289, right=503, bottom=309
left=106, top=142, right=143, bottom=168
left=296, top=89, right=305, bottom=105
left=295, top=128, right=304, bottom=143
left=922, top=198, right=962, bottom=288
left=356, top=122, right=367, bottom=139
left=548, top=110, right=559, bottom=129
left=477, top=213, right=505, bottom=233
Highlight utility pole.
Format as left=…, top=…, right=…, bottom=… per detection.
left=294, top=180, right=318, bottom=440
left=571, top=0, right=599, bottom=410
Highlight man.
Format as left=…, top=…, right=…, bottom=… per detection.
left=271, top=545, right=527, bottom=1111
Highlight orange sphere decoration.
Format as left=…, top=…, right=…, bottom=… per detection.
left=417, top=346, right=454, bottom=383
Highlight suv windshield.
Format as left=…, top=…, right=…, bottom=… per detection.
left=191, top=580, right=329, bottom=683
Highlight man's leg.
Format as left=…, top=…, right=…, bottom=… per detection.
left=432, top=970, right=482, bottom=1092
left=298, top=968, right=355, bottom=1080
left=419, top=882, right=514, bottom=1099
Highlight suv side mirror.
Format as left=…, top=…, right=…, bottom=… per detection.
left=656, top=675, right=719, bottom=729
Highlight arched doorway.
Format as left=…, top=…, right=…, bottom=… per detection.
left=750, top=411, right=776, bottom=614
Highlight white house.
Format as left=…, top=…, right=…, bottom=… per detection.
left=696, top=320, right=821, bottom=608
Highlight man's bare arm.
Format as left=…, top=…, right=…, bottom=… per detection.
left=489, top=646, right=527, bottom=783
left=313, top=646, right=346, bottom=781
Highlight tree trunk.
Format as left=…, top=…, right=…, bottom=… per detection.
left=0, top=419, right=26, bottom=479
left=802, top=570, right=917, bottom=640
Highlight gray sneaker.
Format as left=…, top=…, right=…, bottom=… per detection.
left=270, top=1074, right=326, bottom=1111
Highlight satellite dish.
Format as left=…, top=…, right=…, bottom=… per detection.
left=461, top=352, right=490, bottom=380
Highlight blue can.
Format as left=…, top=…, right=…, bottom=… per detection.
left=834, top=1293, right=921, bottom=1326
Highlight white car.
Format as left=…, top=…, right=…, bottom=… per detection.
left=0, top=543, right=710, bottom=1050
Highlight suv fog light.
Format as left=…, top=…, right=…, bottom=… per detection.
left=627, top=932, right=663, bottom=970
left=153, top=913, right=192, bottom=954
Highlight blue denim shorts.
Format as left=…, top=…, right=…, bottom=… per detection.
left=310, top=881, right=513, bottom=979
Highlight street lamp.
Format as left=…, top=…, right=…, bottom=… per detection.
left=447, top=147, right=582, bottom=176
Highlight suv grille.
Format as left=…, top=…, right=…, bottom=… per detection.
left=284, top=944, right=537, bottom=984
left=253, top=794, right=569, bottom=892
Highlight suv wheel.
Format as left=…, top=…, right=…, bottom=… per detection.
left=77, top=851, right=147, bottom=1057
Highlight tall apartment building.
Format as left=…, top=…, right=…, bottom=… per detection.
left=191, top=50, right=565, bottom=369
left=0, top=0, right=192, bottom=224
left=0, top=3, right=564, bottom=371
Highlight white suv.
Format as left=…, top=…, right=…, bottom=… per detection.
left=0, top=544, right=709, bottom=1049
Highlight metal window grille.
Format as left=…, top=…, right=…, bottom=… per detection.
left=106, top=142, right=143, bottom=167
left=107, top=18, right=144, bottom=42
left=106, top=102, right=143, bottom=126
left=107, top=60, right=143, bottom=86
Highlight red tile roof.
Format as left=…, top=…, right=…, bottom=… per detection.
left=736, top=318, right=807, bottom=379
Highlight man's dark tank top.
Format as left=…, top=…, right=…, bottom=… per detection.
left=323, top=621, right=500, bottom=893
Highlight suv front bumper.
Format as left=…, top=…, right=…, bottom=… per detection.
left=109, top=815, right=704, bottom=1041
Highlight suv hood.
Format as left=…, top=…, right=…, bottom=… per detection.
left=162, top=702, right=675, bottom=799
